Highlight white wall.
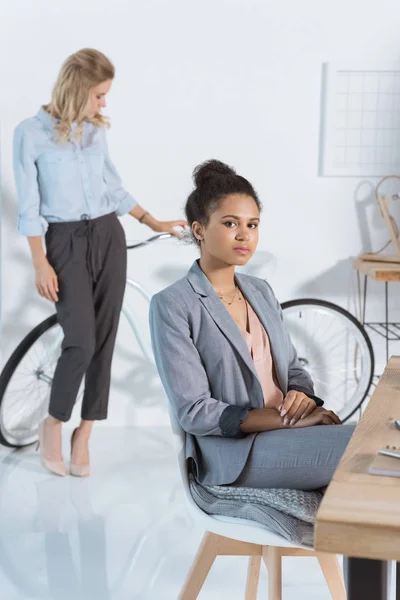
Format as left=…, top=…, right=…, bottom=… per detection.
left=1, top=0, right=400, bottom=427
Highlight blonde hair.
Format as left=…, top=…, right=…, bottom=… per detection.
left=43, top=48, right=115, bottom=143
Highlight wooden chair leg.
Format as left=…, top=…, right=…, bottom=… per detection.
left=245, top=555, right=262, bottom=600
left=263, top=546, right=283, bottom=600
left=178, top=532, right=220, bottom=600
left=317, top=553, right=346, bottom=600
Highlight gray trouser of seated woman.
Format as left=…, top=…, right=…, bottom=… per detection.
left=233, top=423, right=356, bottom=490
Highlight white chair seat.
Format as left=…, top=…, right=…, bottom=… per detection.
left=184, top=489, right=311, bottom=548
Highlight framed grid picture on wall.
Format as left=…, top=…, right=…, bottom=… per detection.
left=320, top=63, right=400, bottom=177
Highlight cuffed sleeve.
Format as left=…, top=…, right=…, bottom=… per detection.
left=13, top=128, right=45, bottom=236
left=149, top=291, right=246, bottom=437
left=287, top=385, right=324, bottom=407
left=219, top=405, right=252, bottom=438
left=101, top=130, right=137, bottom=216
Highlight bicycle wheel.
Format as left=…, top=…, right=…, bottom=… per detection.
left=281, top=299, right=374, bottom=422
left=0, top=315, right=62, bottom=447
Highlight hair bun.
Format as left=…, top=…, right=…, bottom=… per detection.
left=193, top=159, right=236, bottom=187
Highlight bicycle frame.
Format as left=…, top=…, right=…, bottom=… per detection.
left=122, top=232, right=173, bottom=364
left=121, top=279, right=155, bottom=365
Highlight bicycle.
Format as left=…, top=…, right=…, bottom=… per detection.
left=0, top=233, right=374, bottom=448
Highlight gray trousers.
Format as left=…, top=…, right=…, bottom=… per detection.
left=233, top=423, right=356, bottom=490
left=45, top=212, right=127, bottom=422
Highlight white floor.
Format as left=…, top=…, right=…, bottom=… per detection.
left=0, top=426, right=393, bottom=600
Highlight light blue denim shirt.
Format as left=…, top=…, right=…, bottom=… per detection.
left=13, top=107, right=138, bottom=236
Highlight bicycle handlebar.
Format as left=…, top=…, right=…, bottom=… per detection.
left=126, top=232, right=173, bottom=250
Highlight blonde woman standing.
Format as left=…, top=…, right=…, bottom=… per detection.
left=13, top=48, right=186, bottom=477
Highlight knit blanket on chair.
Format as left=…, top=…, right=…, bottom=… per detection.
left=189, top=475, right=323, bottom=547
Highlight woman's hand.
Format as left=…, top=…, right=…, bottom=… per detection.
left=129, top=205, right=187, bottom=238
left=291, top=407, right=342, bottom=428
left=278, top=390, right=318, bottom=426
left=151, top=219, right=188, bottom=238
left=34, top=258, right=59, bottom=302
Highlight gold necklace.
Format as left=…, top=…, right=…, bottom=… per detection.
left=218, top=285, right=243, bottom=306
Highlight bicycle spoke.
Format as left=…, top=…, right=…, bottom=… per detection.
left=0, top=321, right=63, bottom=445
left=282, top=301, right=373, bottom=421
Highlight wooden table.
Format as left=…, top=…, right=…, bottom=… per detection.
left=315, top=356, right=400, bottom=599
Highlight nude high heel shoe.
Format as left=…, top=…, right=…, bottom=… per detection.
left=70, top=428, right=90, bottom=478
left=36, top=420, right=67, bottom=477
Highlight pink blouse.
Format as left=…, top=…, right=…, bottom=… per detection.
left=238, top=300, right=284, bottom=409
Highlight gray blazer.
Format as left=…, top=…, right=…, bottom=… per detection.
left=149, top=260, right=321, bottom=486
